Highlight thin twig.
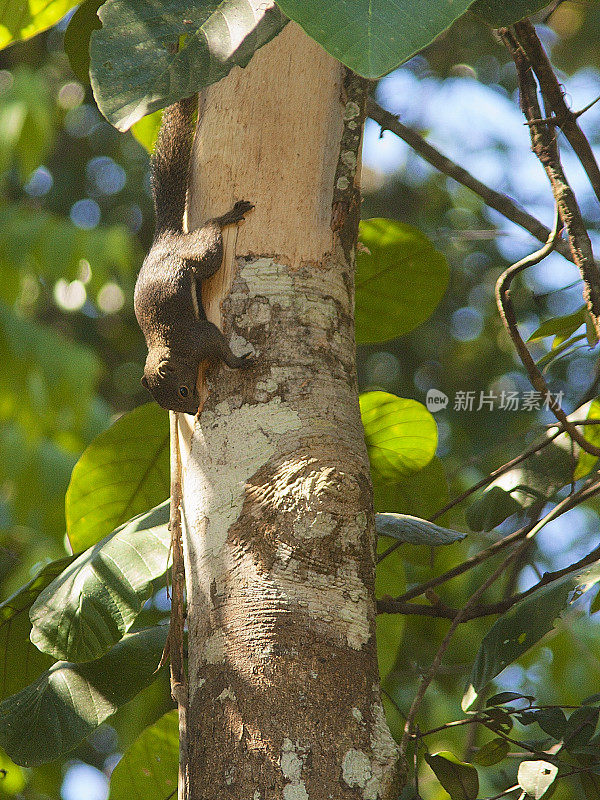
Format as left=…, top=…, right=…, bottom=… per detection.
left=398, top=475, right=600, bottom=757
left=389, top=473, right=600, bottom=606
left=514, top=20, right=600, bottom=204
left=377, top=425, right=564, bottom=564
left=495, top=206, right=600, bottom=455
left=366, top=98, right=574, bottom=263
left=379, top=533, right=600, bottom=619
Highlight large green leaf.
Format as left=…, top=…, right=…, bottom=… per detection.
left=373, top=456, right=448, bottom=520
left=464, top=563, right=600, bottom=707
left=90, top=0, right=287, bottom=130
left=108, top=710, right=178, bottom=800
left=376, top=545, right=405, bottom=680
left=0, top=557, right=74, bottom=701
left=0, top=0, right=78, bottom=49
left=275, top=0, right=474, bottom=79
left=30, top=503, right=170, bottom=662
left=65, top=403, right=170, bottom=552
left=360, top=391, right=438, bottom=483
left=466, top=486, right=523, bottom=532
left=470, top=0, right=554, bottom=27
left=0, top=626, right=168, bottom=767
left=356, top=219, right=449, bottom=344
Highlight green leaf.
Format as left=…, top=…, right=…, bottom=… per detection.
left=375, top=542, right=405, bottom=680
left=486, top=691, right=531, bottom=707
left=517, top=760, right=558, bottom=799
left=108, top=710, right=178, bottom=800
left=527, top=307, right=585, bottom=344
left=0, top=67, right=54, bottom=179
left=0, top=302, right=100, bottom=432
left=466, top=486, right=522, bottom=532
left=373, top=456, right=448, bottom=520
left=534, top=707, right=567, bottom=740
left=472, top=737, right=509, bottom=767
left=275, top=0, right=474, bottom=79
left=0, top=746, right=26, bottom=795
left=64, top=0, right=104, bottom=84
left=574, top=399, right=600, bottom=480
left=131, top=110, right=163, bottom=153
left=0, top=0, right=78, bottom=49
left=30, top=503, right=170, bottom=662
left=0, top=627, right=167, bottom=767
left=0, top=557, right=74, bottom=701
left=66, top=403, right=170, bottom=552
left=355, top=219, right=449, bottom=344
left=464, top=563, right=600, bottom=706
left=360, top=392, right=438, bottom=483
left=579, top=771, right=600, bottom=798
left=424, top=751, right=479, bottom=800
left=470, top=0, right=557, bottom=27
left=563, top=706, right=599, bottom=751
left=90, top=0, right=287, bottom=130
left=375, top=513, right=465, bottom=546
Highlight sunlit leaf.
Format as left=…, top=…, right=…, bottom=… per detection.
left=131, top=110, right=163, bottom=153
left=0, top=746, right=26, bottom=795
left=527, top=307, right=585, bottom=344
left=0, top=627, right=167, bottom=767
left=424, top=751, right=479, bottom=800
left=517, top=760, right=558, bottom=799
left=275, top=0, right=474, bottom=79
left=66, top=403, right=170, bottom=552
left=108, top=710, right=178, bottom=800
left=355, top=219, right=449, bottom=344
left=360, top=392, right=437, bottom=483
left=0, top=557, right=74, bottom=701
left=574, top=398, right=600, bottom=480
left=90, top=0, right=287, bottom=129
left=0, top=0, right=77, bottom=49
left=30, top=503, right=170, bottom=661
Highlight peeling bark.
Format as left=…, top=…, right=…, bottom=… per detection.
left=177, top=21, right=401, bottom=799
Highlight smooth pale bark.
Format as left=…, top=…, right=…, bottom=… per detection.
left=176, top=20, right=401, bottom=799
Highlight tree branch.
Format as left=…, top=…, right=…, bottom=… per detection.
left=378, top=537, right=600, bottom=620
left=501, top=25, right=600, bottom=338
left=366, top=97, right=574, bottom=263
left=514, top=19, right=600, bottom=204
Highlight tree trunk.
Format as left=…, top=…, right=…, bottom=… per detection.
left=176, top=20, right=401, bottom=799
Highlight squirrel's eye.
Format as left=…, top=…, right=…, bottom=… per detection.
left=178, top=386, right=189, bottom=398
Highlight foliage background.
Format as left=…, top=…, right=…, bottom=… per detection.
left=1, top=2, right=600, bottom=798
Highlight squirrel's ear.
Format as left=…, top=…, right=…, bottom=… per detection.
left=141, top=375, right=149, bottom=389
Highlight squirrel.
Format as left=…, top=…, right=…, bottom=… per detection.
left=134, top=95, right=254, bottom=414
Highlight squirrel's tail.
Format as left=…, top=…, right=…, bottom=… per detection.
left=150, top=95, right=198, bottom=234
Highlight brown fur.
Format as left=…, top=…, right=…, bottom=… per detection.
left=134, top=97, right=254, bottom=413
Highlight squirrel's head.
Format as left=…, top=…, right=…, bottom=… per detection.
left=141, top=350, right=199, bottom=414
